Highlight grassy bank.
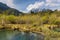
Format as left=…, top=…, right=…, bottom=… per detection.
left=0, top=10, right=60, bottom=40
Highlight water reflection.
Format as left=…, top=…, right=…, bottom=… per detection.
left=0, top=30, right=44, bottom=40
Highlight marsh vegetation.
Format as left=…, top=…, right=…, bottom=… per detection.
left=0, top=9, right=60, bottom=40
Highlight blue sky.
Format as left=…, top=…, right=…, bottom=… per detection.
left=0, top=0, right=60, bottom=12
left=13, top=0, right=40, bottom=12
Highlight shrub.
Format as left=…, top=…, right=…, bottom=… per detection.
left=5, top=15, right=17, bottom=24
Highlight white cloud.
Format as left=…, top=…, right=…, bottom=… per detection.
left=57, top=0, right=60, bottom=2
left=6, top=0, right=15, bottom=8
left=46, top=0, right=60, bottom=7
left=27, top=1, right=45, bottom=11
left=46, top=0, right=52, bottom=3
left=26, top=0, right=60, bottom=12
left=46, top=3, right=60, bottom=7
left=46, top=0, right=60, bottom=3
left=0, top=0, right=15, bottom=8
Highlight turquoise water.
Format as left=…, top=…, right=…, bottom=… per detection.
left=0, top=30, right=44, bottom=40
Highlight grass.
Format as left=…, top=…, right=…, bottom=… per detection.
left=0, top=11, right=60, bottom=40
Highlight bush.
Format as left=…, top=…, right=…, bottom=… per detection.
left=5, top=15, right=17, bottom=24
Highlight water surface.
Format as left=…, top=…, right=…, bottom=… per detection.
left=0, top=30, right=44, bottom=40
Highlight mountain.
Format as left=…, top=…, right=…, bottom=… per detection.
left=0, top=2, right=23, bottom=16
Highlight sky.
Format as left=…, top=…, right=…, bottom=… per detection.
left=0, top=0, right=60, bottom=13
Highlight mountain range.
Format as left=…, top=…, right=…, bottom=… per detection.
left=0, top=2, right=23, bottom=16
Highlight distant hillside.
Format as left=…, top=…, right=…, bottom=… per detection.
left=0, top=2, right=23, bottom=16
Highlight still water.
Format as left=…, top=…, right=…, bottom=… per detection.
left=0, top=30, right=44, bottom=40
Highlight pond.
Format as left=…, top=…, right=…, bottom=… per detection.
left=0, top=30, right=44, bottom=40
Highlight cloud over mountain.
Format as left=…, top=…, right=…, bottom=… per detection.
left=0, top=0, right=60, bottom=12
left=27, top=1, right=45, bottom=11
left=0, top=0, right=15, bottom=8
left=26, top=0, right=60, bottom=11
